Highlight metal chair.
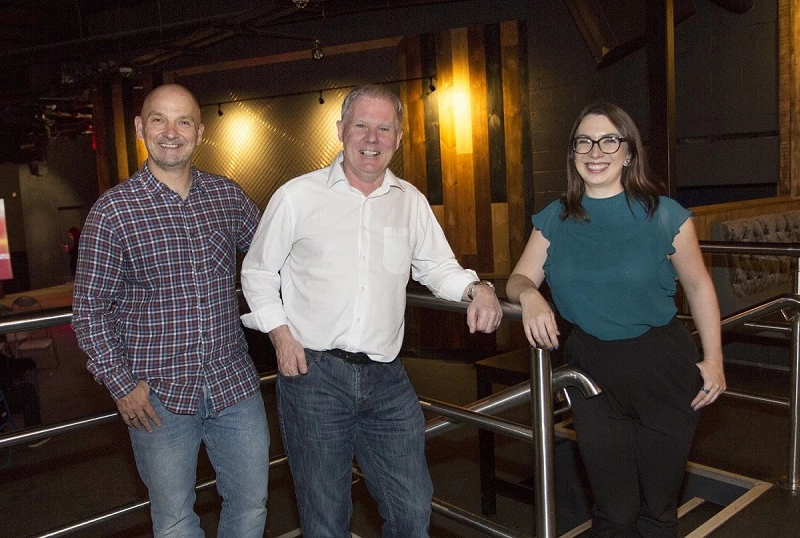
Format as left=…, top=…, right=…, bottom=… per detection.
left=7, top=296, right=60, bottom=373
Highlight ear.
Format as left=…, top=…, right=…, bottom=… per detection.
left=623, top=154, right=632, bottom=167
left=134, top=116, right=144, bottom=140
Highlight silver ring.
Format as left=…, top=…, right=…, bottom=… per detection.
left=701, top=387, right=710, bottom=394
left=128, top=415, right=137, bottom=420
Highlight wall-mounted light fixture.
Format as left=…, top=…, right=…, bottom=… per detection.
left=429, top=77, right=437, bottom=93
left=312, top=39, right=324, bottom=61
left=318, top=91, right=325, bottom=105
left=217, top=103, right=224, bottom=117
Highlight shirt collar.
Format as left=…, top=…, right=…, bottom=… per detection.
left=139, top=160, right=204, bottom=197
left=325, top=151, right=405, bottom=196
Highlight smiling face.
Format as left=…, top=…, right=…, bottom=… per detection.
left=337, top=95, right=403, bottom=194
left=134, top=84, right=204, bottom=176
left=573, top=113, right=630, bottom=199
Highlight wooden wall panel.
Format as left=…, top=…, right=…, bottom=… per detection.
left=491, top=202, right=511, bottom=277
left=396, top=20, right=525, bottom=278
left=468, top=26, right=494, bottom=274
left=436, top=31, right=459, bottom=248
left=778, top=0, right=800, bottom=198
left=500, top=21, right=525, bottom=267
left=451, top=28, right=478, bottom=261
left=111, top=81, right=129, bottom=183
left=399, top=36, right=428, bottom=194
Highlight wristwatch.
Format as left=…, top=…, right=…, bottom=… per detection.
left=467, top=279, right=495, bottom=300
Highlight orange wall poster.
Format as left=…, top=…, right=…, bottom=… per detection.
left=0, top=199, right=13, bottom=280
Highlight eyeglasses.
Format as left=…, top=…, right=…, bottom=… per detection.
left=571, top=135, right=626, bottom=154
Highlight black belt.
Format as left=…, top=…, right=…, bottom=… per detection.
left=324, top=349, right=372, bottom=364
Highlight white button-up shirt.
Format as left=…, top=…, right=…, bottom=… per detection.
left=240, top=152, right=477, bottom=362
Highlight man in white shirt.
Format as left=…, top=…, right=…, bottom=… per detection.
left=241, top=84, right=502, bottom=537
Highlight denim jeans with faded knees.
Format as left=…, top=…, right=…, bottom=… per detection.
left=129, top=389, right=270, bottom=538
left=278, top=349, right=432, bottom=538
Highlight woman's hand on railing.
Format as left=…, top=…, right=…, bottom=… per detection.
left=518, top=287, right=560, bottom=351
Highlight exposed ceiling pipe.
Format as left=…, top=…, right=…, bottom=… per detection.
left=707, top=0, right=754, bottom=14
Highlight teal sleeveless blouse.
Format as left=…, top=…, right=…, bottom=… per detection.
left=532, top=193, right=691, bottom=341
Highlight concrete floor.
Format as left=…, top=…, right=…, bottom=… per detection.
left=2, top=285, right=800, bottom=536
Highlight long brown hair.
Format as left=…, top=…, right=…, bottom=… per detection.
left=561, top=102, right=662, bottom=221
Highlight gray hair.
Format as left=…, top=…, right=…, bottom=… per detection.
left=341, top=84, right=404, bottom=126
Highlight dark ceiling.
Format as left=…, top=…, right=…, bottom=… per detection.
left=0, top=0, right=463, bottom=152
left=0, top=0, right=754, bottom=160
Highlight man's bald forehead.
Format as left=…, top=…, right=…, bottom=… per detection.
left=141, top=84, right=201, bottom=116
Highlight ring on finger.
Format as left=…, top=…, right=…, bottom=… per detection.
left=701, top=387, right=710, bottom=394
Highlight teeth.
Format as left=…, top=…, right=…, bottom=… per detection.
left=360, top=150, right=380, bottom=156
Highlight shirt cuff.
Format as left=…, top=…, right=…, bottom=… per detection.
left=240, top=306, right=288, bottom=335
left=436, top=269, right=479, bottom=302
left=103, top=366, right=139, bottom=402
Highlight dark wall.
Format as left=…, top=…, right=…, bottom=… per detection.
left=20, top=135, right=98, bottom=290
left=525, top=0, right=778, bottom=213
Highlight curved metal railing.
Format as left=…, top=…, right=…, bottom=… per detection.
left=3, top=238, right=800, bottom=536
left=0, top=292, right=600, bottom=538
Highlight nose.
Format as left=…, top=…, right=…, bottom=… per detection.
left=162, top=121, right=179, bottom=138
left=588, top=141, right=604, bottom=158
left=365, top=126, right=378, bottom=142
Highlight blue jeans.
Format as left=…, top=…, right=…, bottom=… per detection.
left=277, top=350, right=432, bottom=537
left=129, top=389, right=270, bottom=537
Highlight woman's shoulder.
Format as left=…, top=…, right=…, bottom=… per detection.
left=532, top=198, right=565, bottom=233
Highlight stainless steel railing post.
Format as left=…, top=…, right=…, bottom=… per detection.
left=779, top=256, right=800, bottom=491
left=530, top=346, right=556, bottom=538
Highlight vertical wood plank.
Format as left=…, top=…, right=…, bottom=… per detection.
left=422, top=33, right=442, bottom=205
left=469, top=25, right=494, bottom=273
left=451, top=28, right=477, bottom=260
left=779, top=0, right=800, bottom=198
left=436, top=31, right=459, bottom=250
left=491, top=202, right=510, bottom=277
left=111, top=80, right=130, bottom=183
left=399, top=36, right=429, bottom=195
left=501, top=21, right=525, bottom=267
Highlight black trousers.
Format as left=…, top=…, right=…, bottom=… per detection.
left=565, top=317, right=704, bottom=538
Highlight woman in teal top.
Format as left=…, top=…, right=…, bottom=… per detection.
left=507, top=102, right=725, bottom=537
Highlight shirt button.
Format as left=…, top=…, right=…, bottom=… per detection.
left=361, top=286, right=365, bottom=291
left=356, top=318, right=361, bottom=323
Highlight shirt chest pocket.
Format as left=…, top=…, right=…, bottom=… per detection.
left=382, top=227, right=412, bottom=274
left=203, top=230, right=236, bottom=276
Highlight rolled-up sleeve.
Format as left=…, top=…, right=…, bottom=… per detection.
left=410, top=192, right=477, bottom=301
left=240, top=187, right=293, bottom=333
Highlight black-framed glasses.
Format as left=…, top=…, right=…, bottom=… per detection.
left=571, top=135, right=626, bottom=154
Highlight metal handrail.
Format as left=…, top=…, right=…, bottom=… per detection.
left=4, top=238, right=800, bottom=534
left=1, top=294, right=592, bottom=538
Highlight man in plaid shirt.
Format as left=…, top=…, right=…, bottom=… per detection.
left=73, top=84, right=269, bottom=537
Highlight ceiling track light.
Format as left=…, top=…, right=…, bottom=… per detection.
left=318, top=91, right=325, bottom=105
left=312, top=39, right=323, bottom=61
left=217, top=103, right=224, bottom=117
